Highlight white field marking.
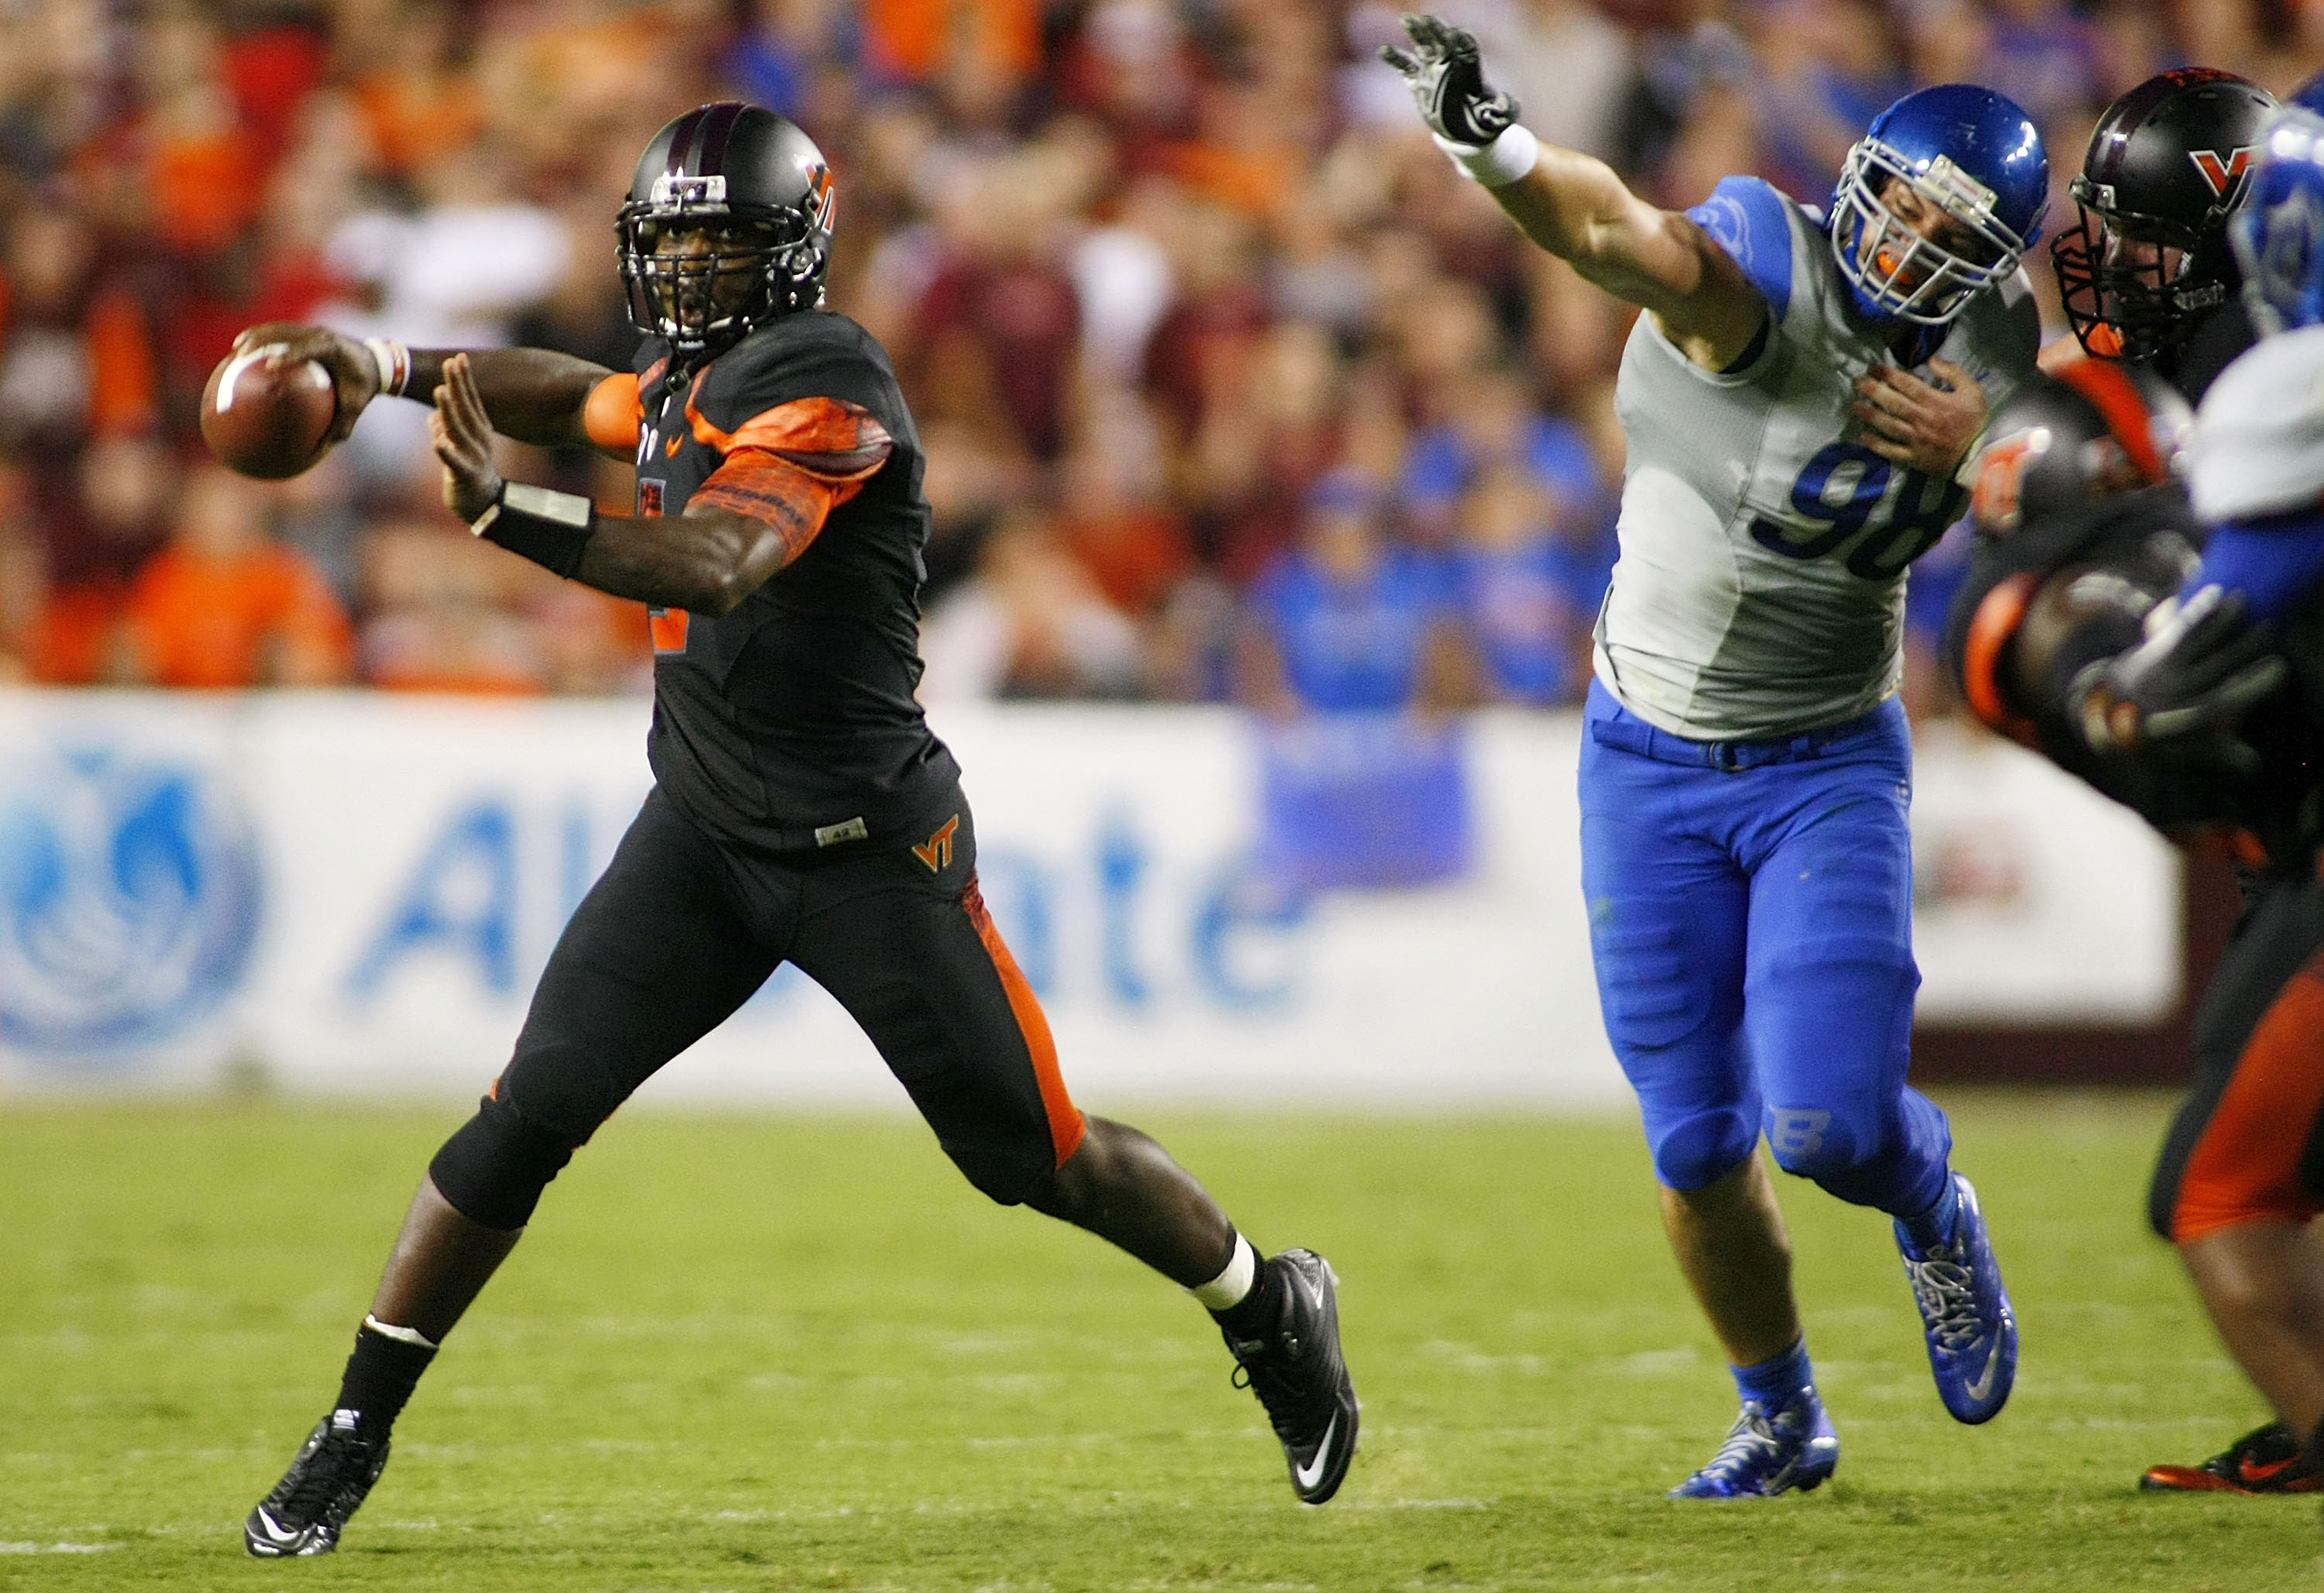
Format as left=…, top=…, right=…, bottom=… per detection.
left=1617, top=1347, right=1700, bottom=1375
left=0, top=1543, right=122, bottom=1554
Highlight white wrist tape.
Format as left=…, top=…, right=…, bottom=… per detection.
left=1434, top=123, right=1538, bottom=188
left=363, top=1313, right=439, bottom=1350
left=1189, top=1233, right=1259, bottom=1310
left=363, top=336, right=411, bottom=397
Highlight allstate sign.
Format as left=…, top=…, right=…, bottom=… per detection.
left=0, top=745, right=263, bottom=1053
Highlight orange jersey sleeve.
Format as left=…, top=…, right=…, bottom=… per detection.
left=583, top=373, right=644, bottom=458
left=687, top=396, right=894, bottom=568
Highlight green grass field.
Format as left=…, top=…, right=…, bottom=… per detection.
left=2, top=1093, right=2319, bottom=1591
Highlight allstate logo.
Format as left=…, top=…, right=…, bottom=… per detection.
left=0, top=746, right=263, bottom=1054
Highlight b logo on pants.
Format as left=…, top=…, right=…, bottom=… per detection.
left=1769, top=1109, right=1833, bottom=1159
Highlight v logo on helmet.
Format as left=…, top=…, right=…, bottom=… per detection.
left=2190, top=146, right=2257, bottom=201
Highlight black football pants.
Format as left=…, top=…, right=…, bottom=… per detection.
left=428, top=786, right=1085, bottom=1228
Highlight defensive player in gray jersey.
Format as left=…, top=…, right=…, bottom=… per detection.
left=1384, top=15, right=2045, bottom=1495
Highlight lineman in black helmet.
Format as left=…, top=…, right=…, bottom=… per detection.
left=2051, top=68, right=2279, bottom=402
left=234, top=103, right=1360, bottom=1557
left=1947, top=359, right=2324, bottom=1495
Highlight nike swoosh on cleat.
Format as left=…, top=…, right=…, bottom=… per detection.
left=248, top=1510, right=305, bottom=1551
left=1962, top=1344, right=1999, bottom=1404
left=2238, top=1454, right=2302, bottom=1485
left=1294, top=1414, right=1339, bottom=1493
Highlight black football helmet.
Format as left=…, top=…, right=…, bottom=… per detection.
left=1970, top=356, right=2191, bottom=539
left=2051, top=70, right=2278, bottom=363
left=617, top=102, right=835, bottom=360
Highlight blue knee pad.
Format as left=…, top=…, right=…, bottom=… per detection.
left=1652, top=1106, right=1761, bottom=1192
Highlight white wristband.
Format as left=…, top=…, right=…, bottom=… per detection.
left=1434, top=123, right=1539, bottom=188
left=363, top=336, right=411, bottom=397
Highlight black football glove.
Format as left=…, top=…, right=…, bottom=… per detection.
left=2073, top=585, right=2287, bottom=773
left=1379, top=13, right=1519, bottom=148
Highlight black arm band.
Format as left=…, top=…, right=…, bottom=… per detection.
left=471, top=483, right=596, bottom=578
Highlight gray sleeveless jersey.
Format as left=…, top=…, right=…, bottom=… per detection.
left=1593, top=176, right=2041, bottom=739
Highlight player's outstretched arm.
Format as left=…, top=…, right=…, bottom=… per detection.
left=232, top=325, right=614, bottom=452
left=1380, top=14, right=1764, bottom=370
left=431, top=353, right=872, bottom=615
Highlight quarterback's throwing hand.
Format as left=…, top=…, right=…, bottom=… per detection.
left=428, top=353, right=504, bottom=524
left=1379, top=14, right=1518, bottom=147
left=232, top=323, right=380, bottom=446
left=1853, top=358, right=1986, bottom=477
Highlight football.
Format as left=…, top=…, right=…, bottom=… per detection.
left=201, top=344, right=338, bottom=480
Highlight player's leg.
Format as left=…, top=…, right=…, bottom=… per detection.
left=1661, top=1154, right=1800, bottom=1369
left=1577, top=696, right=1834, bottom=1497
left=2180, top=1222, right=2324, bottom=1443
left=246, top=789, right=782, bottom=1557
left=1736, top=716, right=2012, bottom=1425
left=2144, top=876, right=2324, bottom=1492
left=789, top=807, right=1357, bottom=1503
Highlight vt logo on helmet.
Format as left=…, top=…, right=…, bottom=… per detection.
left=1828, top=84, right=2049, bottom=327
left=617, top=102, right=835, bottom=363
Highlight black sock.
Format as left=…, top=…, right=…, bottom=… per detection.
left=334, top=1323, right=438, bottom=1436
left=1211, top=1251, right=1281, bottom=1339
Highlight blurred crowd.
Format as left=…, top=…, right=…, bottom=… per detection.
left=0, top=0, right=2318, bottom=714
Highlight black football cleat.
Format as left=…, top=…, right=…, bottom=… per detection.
left=244, top=1410, right=390, bottom=1557
left=2140, top=1421, right=2324, bottom=1494
left=1220, top=1247, right=1360, bottom=1504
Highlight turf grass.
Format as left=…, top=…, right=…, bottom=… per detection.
left=2, top=1092, right=2319, bottom=1590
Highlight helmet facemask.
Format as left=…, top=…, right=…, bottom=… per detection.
left=617, top=170, right=831, bottom=357
left=2053, top=177, right=2233, bottom=360
left=1831, top=138, right=2031, bottom=325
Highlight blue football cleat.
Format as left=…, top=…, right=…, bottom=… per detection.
left=1669, top=1385, right=1840, bottom=1498
left=1896, top=1172, right=2016, bottom=1424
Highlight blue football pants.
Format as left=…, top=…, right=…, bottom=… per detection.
left=1577, top=681, right=1951, bottom=1217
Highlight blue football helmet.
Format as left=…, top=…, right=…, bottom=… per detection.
left=2290, top=72, right=2324, bottom=119
left=1830, top=84, right=2049, bottom=325
left=2231, top=108, right=2324, bottom=333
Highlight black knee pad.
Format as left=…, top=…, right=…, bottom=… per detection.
left=428, top=1092, right=579, bottom=1230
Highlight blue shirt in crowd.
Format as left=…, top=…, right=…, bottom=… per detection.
left=1253, top=546, right=1454, bottom=713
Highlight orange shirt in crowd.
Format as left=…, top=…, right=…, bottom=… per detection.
left=863, top=0, right=1040, bottom=83
left=123, top=543, right=351, bottom=687
left=22, top=586, right=125, bottom=685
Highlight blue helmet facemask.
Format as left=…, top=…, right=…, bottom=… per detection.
left=1829, top=84, right=2049, bottom=327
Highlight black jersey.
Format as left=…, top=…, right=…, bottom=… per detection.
left=2168, top=298, right=2257, bottom=408
left=631, top=311, right=961, bottom=852
left=1944, top=485, right=2322, bottom=865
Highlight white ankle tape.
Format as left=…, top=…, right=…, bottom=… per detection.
left=1189, top=1233, right=1259, bottom=1310
left=363, top=1314, right=439, bottom=1350
left=1435, top=123, right=1539, bottom=188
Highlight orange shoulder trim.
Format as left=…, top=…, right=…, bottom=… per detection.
left=583, top=373, right=642, bottom=457
left=686, top=390, right=893, bottom=480
left=2051, top=356, right=2168, bottom=483
left=1961, top=570, right=2043, bottom=747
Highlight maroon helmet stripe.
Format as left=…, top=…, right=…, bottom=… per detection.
left=695, top=101, right=745, bottom=175
left=662, top=108, right=706, bottom=177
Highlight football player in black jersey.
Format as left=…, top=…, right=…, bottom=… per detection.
left=1946, top=360, right=2324, bottom=1495
left=2051, top=68, right=2278, bottom=404
left=235, top=104, right=1359, bottom=1558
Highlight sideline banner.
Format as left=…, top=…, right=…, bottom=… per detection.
left=0, top=692, right=2179, bottom=1103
